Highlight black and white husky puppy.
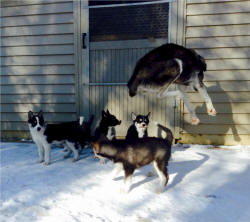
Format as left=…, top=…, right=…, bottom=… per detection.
left=28, top=110, right=93, bottom=165
left=127, top=43, right=216, bottom=125
left=94, top=110, right=121, bottom=141
left=94, top=110, right=121, bottom=163
left=126, top=112, right=150, bottom=141
left=92, top=132, right=172, bottom=193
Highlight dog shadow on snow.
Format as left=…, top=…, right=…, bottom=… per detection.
left=113, top=152, right=209, bottom=192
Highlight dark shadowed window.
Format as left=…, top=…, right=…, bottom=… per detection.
left=89, top=0, right=169, bottom=41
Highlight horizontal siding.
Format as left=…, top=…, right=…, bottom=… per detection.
left=1, top=45, right=74, bottom=56
left=1, top=2, right=72, bottom=17
left=187, top=92, right=250, bottom=102
left=1, top=94, right=75, bottom=103
left=184, top=113, right=250, bottom=124
left=183, top=124, right=250, bottom=135
left=187, top=1, right=250, bottom=15
left=184, top=103, right=250, bottom=114
left=1, top=65, right=75, bottom=75
left=0, top=75, right=75, bottom=85
left=195, top=48, right=250, bottom=59
left=1, top=13, right=73, bottom=27
left=186, top=24, right=250, bottom=38
left=1, top=104, right=76, bottom=113
left=1, top=24, right=73, bottom=37
left=1, top=113, right=77, bottom=122
left=1, top=85, right=75, bottom=94
left=1, top=55, right=74, bottom=65
left=183, top=0, right=250, bottom=144
left=1, top=34, right=74, bottom=46
left=204, top=70, right=250, bottom=81
left=0, top=0, right=76, bottom=135
left=187, top=0, right=246, bottom=3
left=1, top=0, right=71, bottom=7
left=186, top=36, right=250, bottom=48
left=187, top=13, right=250, bottom=26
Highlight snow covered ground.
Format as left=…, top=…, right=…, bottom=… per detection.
left=1, top=142, right=250, bottom=222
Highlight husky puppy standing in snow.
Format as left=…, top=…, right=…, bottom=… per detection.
left=126, top=112, right=150, bottom=141
left=127, top=43, right=216, bottom=125
left=93, top=110, right=121, bottom=163
left=92, top=130, right=173, bottom=193
left=28, top=110, right=93, bottom=165
left=94, top=109, right=121, bottom=141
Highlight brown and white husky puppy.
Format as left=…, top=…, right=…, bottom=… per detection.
left=92, top=131, right=172, bottom=193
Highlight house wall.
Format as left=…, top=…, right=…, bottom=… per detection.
left=0, top=0, right=78, bottom=140
left=181, top=0, right=250, bottom=145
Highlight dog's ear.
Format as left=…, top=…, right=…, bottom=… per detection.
left=28, top=111, right=33, bottom=120
left=106, top=109, right=110, bottom=115
left=38, top=110, right=43, bottom=117
left=102, top=110, right=107, bottom=118
left=147, top=112, right=151, bottom=118
left=131, top=112, right=137, bottom=121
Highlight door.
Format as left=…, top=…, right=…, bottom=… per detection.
left=81, top=0, right=176, bottom=138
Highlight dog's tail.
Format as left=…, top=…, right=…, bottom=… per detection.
left=154, top=121, right=174, bottom=145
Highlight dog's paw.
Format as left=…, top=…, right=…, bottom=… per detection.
left=37, top=159, right=44, bottom=163
left=191, top=117, right=200, bottom=125
left=72, top=158, right=79, bottom=162
left=154, top=186, right=165, bottom=194
left=120, top=188, right=129, bottom=194
left=207, top=108, right=217, bottom=116
left=43, top=162, right=49, bottom=166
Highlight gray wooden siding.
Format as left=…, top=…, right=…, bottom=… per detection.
left=182, top=0, right=250, bottom=145
left=0, top=0, right=77, bottom=137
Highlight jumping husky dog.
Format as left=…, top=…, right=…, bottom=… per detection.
left=126, top=112, right=150, bottom=141
left=92, top=131, right=173, bottom=193
left=28, top=110, right=94, bottom=165
left=127, top=43, right=216, bottom=125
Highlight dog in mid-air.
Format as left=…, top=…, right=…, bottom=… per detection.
left=126, top=112, right=150, bottom=141
left=127, top=43, right=216, bottom=125
left=28, top=110, right=94, bottom=165
left=92, top=129, right=173, bottom=193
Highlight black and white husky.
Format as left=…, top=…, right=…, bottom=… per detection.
left=127, top=43, right=216, bottom=125
left=94, top=109, right=121, bottom=141
left=92, top=132, right=172, bottom=193
left=126, top=112, right=150, bottom=141
left=28, top=110, right=93, bottom=165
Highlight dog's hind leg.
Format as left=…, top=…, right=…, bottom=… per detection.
left=66, top=141, right=79, bottom=162
left=153, top=160, right=169, bottom=193
left=63, top=146, right=72, bottom=159
left=177, top=85, right=200, bottom=125
left=194, top=76, right=216, bottom=116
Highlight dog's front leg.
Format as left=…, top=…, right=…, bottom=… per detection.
left=110, top=162, right=123, bottom=180
left=121, top=165, right=134, bottom=193
left=43, top=143, right=51, bottom=165
left=37, top=142, right=45, bottom=163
